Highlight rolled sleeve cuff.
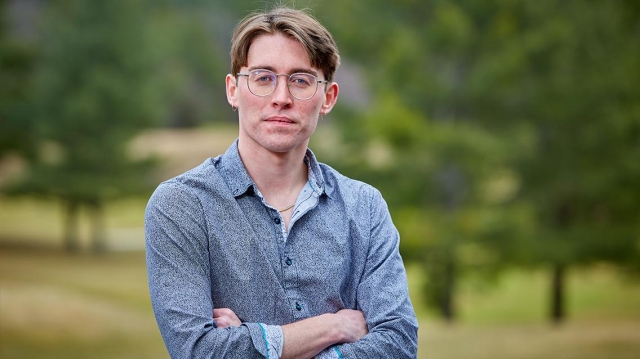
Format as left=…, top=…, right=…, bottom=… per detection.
left=264, top=324, right=284, bottom=358
left=243, top=323, right=283, bottom=358
left=316, top=345, right=343, bottom=359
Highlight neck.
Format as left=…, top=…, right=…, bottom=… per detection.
left=237, top=139, right=308, bottom=208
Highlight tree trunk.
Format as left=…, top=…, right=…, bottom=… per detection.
left=550, top=263, right=565, bottom=324
left=63, top=200, right=80, bottom=252
left=423, top=247, right=457, bottom=322
left=89, top=199, right=107, bottom=254
left=441, top=251, right=456, bottom=322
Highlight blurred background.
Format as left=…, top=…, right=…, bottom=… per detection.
left=1, top=0, right=639, bottom=358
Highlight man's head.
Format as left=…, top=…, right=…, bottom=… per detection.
left=230, top=6, right=340, bottom=82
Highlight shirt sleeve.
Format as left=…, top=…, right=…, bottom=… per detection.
left=315, top=346, right=343, bottom=359
left=334, top=187, right=419, bottom=358
left=263, top=324, right=284, bottom=358
left=145, top=182, right=274, bottom=358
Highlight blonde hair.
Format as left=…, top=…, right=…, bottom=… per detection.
left=230, top=6, right=341, bottom=82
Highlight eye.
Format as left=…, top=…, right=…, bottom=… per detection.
left=289, top=74, right=313, bottom=87
left=251, top=71, right=275, bottom=84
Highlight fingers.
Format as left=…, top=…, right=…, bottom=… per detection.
left=213, top=308, right=235, bottom=317
left=334, top=309, right=368, bottom=343
left=213, top=308, right=242, bottom=328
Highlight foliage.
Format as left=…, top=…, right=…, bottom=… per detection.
left=9, top=0, right=164, bottom=199
left=146, top=1, right=233, bottom=127
left=0, top=0, right=37, bottom=159
left=1, top=0, right=241, bottom=251
left=1, top=0, right=169, bottom=251
left=318, top=0, right=640, bottom=321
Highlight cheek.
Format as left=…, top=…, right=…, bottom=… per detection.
left=302, top=99, right=324, bottom=114
left=238, top=94, right=266, bottom=114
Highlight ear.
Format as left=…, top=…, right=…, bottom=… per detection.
left=226, top=74, right=239, bottom=108
left=320, top=82, right=339, bottom=116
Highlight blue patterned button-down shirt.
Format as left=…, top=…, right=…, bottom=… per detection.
left=145, top=140, right=418, bottom=358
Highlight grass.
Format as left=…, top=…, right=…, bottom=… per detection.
left=0, top=196, right=148, bottom=251
left=419, top=320, right=640, bottom=359
left=0, top=249, right=166, bottom=359
left=2, top=246, right=640, bottom=359
left=414, top=265, right=640, bottom=359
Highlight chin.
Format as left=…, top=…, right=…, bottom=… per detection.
left=266, top=142, right=300, bottom=153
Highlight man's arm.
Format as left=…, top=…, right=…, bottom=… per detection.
left=215, top=306, right=367, bottom=358
left=146, top=182, right=273, bottom=358
left=332, top=187, right=419, bottom=358
left=281, top=309, right=367, bottom=359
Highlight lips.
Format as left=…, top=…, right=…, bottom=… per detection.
left=265, top=116, right=295, bottom=124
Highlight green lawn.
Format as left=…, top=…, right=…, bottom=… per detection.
left=2, top=248, right=639, bottom=359
left=0, top=197, right=148, bottom=251
left=0, top=249, right=166, bottom=359
left=1, top=197, right=640, bottom=358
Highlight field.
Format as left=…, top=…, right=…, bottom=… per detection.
left=2, top=244, right=640, bottom=359
left=1, top=126, right=640, bottom=358
left=0, top=249, right=164, bottom=359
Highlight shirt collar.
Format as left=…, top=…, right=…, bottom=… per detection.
left=304, top=149, right=327, bottom=198
left=218, top=139, right=327, bottom=199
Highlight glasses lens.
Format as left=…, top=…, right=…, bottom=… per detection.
left=248, top=70, right=277, bottom=96
left=288, top=73, right=317, bottom=99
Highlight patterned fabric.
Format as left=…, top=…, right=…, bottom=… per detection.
left=145, top=140, right=418, bottom=358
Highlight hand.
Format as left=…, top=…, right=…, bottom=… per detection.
left=334, top=309, right=368, bottom=343
left=213, top=308, right=241, bottom=328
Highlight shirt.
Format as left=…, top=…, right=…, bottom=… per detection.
left=145, top=140, right=419, bottom=358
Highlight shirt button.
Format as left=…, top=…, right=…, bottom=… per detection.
left=295, top=302, right=302, bottom=311
left=274, top=218, right=281, bottom=225
left=285, top=258, right=292, bottom=266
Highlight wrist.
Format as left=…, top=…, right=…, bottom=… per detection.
left=325, top=313, right=346, bottom=344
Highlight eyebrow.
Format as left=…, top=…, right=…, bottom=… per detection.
left=248, top=65, right=319, bottom=77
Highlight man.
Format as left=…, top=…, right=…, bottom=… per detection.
left=145, top=6, right=418, bottom=358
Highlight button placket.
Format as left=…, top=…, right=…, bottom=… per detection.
left=282, top=250, right=296, bottom=290
left=287, top=298, right=308, bottom=319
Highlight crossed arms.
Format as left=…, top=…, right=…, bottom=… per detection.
left=214, top=307, right=367, bottom=358
left=145, top=179, right=418, bottom=358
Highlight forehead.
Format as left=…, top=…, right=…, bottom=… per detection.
left=246, top=33, right=315, bottom=72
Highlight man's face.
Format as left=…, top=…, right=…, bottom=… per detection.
left=226, top=33, right=338, bottom=155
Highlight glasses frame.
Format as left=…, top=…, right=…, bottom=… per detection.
left=236, top=69, right=329, bottom=100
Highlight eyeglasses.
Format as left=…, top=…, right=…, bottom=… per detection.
left=236, top=69, right=329, bottom=100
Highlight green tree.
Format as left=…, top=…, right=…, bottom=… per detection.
left=320, top=0, right=640, bottom=323
left=483, top=1, right=640, bottom=323
left=0, top=0, right=37, bottom=159
left=317, top=0, right=525, bottom=321
left=324, top=92, right=524, bottom=322
left=10, top=0, right=164, bottom=252
left=146, top=0, right=232, bottom=127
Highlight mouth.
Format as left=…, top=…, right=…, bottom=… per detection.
left=265, top=116, right=295, bottom=124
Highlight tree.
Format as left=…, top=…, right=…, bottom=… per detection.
left=484, top=1, right=640, bottom=323
left=319, top=0, right=640, bottom=323
left=318, top=91, right=524, bottom=322
left=0, top=0, right=37, bottom=159
left=9, top=0, right=164, bottom=252
left=315, top=0, right=526, bottom=321
left=146, top=0, right=233, bottom=127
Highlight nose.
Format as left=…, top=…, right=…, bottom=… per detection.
left=271, top=75, right=293, bottom=107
